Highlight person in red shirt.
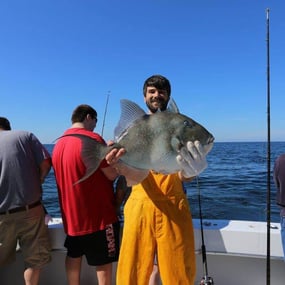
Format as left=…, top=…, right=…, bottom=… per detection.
left=52, top=104, right=120, bottom=285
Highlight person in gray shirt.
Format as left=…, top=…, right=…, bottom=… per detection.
left=0, top=117, right=52, bottom=285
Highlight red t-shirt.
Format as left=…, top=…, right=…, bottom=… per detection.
left=52, top=128, right=118, bottom=236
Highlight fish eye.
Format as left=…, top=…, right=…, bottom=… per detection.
left=184, top=120, right=193, bottom=128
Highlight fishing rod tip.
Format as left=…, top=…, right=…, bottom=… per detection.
left=266, top=8, right=270, bottom=19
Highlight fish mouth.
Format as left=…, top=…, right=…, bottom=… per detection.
left=204, top=142, right=214, bottom=155
left=208, top=135, right=215, bottom=144
left=203, top=135, right=215, bottom=154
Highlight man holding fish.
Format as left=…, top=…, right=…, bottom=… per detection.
left=107, top=75, right=213, bottom=285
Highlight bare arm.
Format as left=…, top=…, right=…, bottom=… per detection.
left=101, top=165, right=119, bottom=181
left=114, top=176, right=131, bottom=216
left=39, top=158, right=52, bottom=184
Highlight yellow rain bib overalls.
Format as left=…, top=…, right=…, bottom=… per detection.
left=116, top=171, right=196, bottom=285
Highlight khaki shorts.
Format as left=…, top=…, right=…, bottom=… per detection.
left=0, top=205, right=51, bottom=268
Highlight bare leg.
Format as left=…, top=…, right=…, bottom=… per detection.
left=65, top=256, right=82, bottom=285
left=24, top=267, right=41, bottom=285
left=149, top=265, right=160, bottom=285
left=96, top=263, right=112, bottom=285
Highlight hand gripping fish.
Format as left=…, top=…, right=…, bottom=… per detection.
left=63, top=99, right=214, bottom=184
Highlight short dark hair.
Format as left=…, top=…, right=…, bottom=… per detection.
left=143, top=75, right=171, bottom=97
left=0, top=117, right=11, bottom=130
left=71, top=104, right=97, bottom=123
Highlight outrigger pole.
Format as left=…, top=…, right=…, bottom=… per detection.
left=265, top=8, right=271, bottom=285
left=101, top=91, right=110, bottom=137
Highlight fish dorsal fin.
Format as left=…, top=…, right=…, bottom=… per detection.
left=114, top=99, right=146, bottom=140
left=167, top=97, right=180, bottom=113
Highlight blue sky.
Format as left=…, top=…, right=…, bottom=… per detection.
left=0, top=0, right=284, bottom=143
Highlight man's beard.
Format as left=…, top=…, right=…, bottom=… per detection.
left=146, top=99, right=168, bottom=113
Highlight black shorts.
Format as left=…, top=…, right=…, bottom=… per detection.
left=64, top=222, right=120, bottom=266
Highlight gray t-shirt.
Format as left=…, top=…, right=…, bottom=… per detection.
left=0, top=130, right=50, bottom=211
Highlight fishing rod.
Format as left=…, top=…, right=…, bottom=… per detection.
left=196, top=177, right=214, bottom=285
left=265, top=8, right=271, bottom=285
left=101, top=91, right=110, bottom=136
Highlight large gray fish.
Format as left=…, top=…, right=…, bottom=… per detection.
left=66, top=99, right=214, bottom=184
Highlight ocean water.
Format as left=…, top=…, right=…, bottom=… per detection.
left=42, top=142, right=285, bottom=223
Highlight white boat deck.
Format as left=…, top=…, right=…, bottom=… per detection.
left=0, top=218, right=284, bottom=285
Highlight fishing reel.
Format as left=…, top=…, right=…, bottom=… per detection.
left=200, top=276, right=214, bottom=285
